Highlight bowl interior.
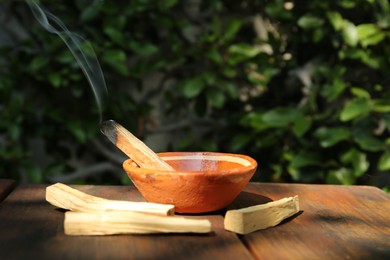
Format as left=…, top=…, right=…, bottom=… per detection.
left=157, top=152, right=256, bottom=173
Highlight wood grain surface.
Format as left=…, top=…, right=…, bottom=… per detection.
left=0, top=182, right=389, bottom=259
left=0, top=184, right=253, bottom=260
left=240, top=183, right=390, bottom=260
left=0, top=179, right=15, bottom=202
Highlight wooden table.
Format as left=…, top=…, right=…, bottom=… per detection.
left=0, top=180, right=389, bottom=259
left=0, top=179, right=15, bottom=202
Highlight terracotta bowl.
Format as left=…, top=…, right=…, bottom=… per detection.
left=122, top=152, right=258, bottom=213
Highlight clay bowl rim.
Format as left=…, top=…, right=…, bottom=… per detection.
left=123, top=151, right=258, bottom=176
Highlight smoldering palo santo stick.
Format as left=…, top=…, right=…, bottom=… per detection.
left=100, top=120, right=174, bottom=170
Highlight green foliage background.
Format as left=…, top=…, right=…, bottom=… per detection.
left=1, top=0, right=390, bottom=188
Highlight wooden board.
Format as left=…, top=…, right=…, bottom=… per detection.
left=0, top=182, right=389, bottom=259
left=0, top=179, right=16, bottom=202
left=239, top=183, right=390, bottom=259
left=0, top=184, right=253, bottom=260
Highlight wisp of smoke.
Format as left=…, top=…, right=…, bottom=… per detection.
left=26, top=0, right=108, bottom=122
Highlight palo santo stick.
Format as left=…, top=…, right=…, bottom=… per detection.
left=224, top=196, right=299, bottom=235
left=64, top=211, right=212, bottom=235
left=100, top=120, right=174, bottom=170
left=46, top=183, right=174, bottom=215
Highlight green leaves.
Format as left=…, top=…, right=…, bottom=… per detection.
left=129, top=41, right=158, bottom=57
left=298, top=14, right=324, bottom=29
left=341, top=148, right=369, bottom=177
left=353, top=130, right=384, bottom=152
left=223, top=19, right=243, bottom=41
left=342, top=21, right=358, bottom=47
left=340, top=98, right=371, bottom=121
left=180, top=76, right=205, bottom=98
left=227, top=44, right=262, bottom=64
left=378, top=151, right=390, bottom=171
left=327, top=168, right=355, bottom=185
left=327, top=11, right=344, bottom=31
left=206, top=88, right=225, bottom=108
left=242, top=108, right=312, bottom=138
left=326, top=12, right=385, bottom=47
left=357, top=24, right=385, bottom=47
left=102, top=49, right=128, bottom=75
left=4, top=0, right=390, bottom=187
left=158, top=0, right=178, bottom=10
left=29, top=56, right=49, bottom=71
left=287, top=151, right=321, bottom=181
left=314, top=127, right=351, bottom=148
left=262, top=108, right=300, bottom=127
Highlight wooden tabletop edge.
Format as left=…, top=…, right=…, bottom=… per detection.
left=0, top=179, right=17, bottom=202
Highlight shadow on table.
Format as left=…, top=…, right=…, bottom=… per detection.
left=228, top=191, right=272, bottom=209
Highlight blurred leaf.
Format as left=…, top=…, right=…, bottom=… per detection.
left=287, top=151, right=321, bottom=181
left=339, top=0, right=356, bottom=9
left=241, top=112, right=270, bottom=132
left=27, top=165, right=43, bottom=183
left=206, top=88, right=225, bottom=108
left=230, top=134, right=251, bottom=151
left=378, top=151, right=390, bottom=171
left=357, top=23, right=385, bottom=47
left=158, top=0, right=177, bottom=10
left=55, top=51, right=75, bottom=64
left=382, top=114, right=390, bottom=132
left=103, top=49, right=127, bottom=62
left=298, top=14, right=324, bottom=29
left=200, top=139, right=218, bottom=152
left=372, top=98, right=390, bottom=113
left=327, top=11, right=344, bottom=31
left=48, top=73, right=61, bottom=88
left=341, top=148, right=369, bottom=177
left=228, top=44, right=262, bottom=64
left=338, top=48, right=380, bottom=68
left=262, top=108, right=300, bottom=127
left=67, top=121, right=87, bottom=143
left=8, top=124, right=21, bottom=141
left=289, top=151, right=321, bottom=168
left=180, top=77, right=205, bottom=98
left=322, top=78, right=347, bottom=101
left=314, top=127, right=351, bottom=148
left=102, top=49, right=128, bottom=75
left=342, top=21, right=358, bottom=47
left=340, top=98, right=371, bottom=121
left=293, top=116, right=312, bottom=137
left=353, top=129, right=385, bottom=152
left=206, top=49, right=222, bottom=64
left=104, top=27, right=125, bottom=45
left=350, top=87, right=371, bottom=99
left=129, top=41, right=158, bottom=56
left=29, top=56, right=49, bottom=71
left=228, top=44, right=261, bottom=57
left=223, top=82, right=238, bottom=99
left=222, top=67, right=237, bottom=78
left=223, top=19, right=242, bottom=41
left=327, top=168, right=355, bottom=185
left=80, top=4, right=99, bottom=21
left=265, top=3, right=293, bottom=20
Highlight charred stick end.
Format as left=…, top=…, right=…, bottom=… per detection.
left=100, top=119, right=174, bottom=171
left=100, top=120, right=118, bottom=145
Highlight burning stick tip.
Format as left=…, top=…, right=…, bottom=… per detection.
left=100, top=120, right=117, bottom=144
